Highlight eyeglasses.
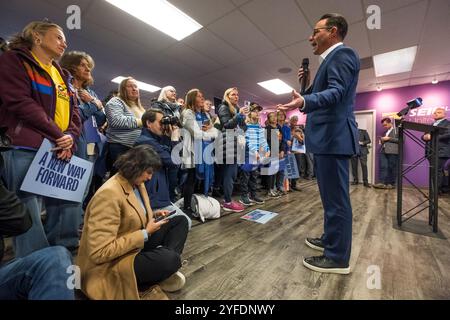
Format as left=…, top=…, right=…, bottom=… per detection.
left=312, top=27, right=332, bottom=36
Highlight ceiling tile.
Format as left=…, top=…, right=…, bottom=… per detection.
left=368, top=1, right=427, bottom=55
left=207, top=10, right=277, bottom=57
left=240, top=0, right=311, bottom=47
left=182, top=28, right=246, bottom=66
left=346, top=21, right=371, bottom=58
left=164, top=42, right=224, bottom=74
left=296, top=0, right=365, bottom=25
left=282, top=40, right=320, bottom=71
left=362, top=0, right=425, bottom=14
left=169, top=0, right=236, bottom=26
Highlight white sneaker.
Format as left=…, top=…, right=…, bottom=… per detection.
left=159, top=271, right=186, bottom=292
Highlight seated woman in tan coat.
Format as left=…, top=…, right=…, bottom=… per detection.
left=77, top=145, right=189, bottom=300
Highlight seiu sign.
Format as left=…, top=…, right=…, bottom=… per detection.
left=409, top=106, right=449, bottom=117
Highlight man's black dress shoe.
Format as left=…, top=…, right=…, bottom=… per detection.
left=303, top=255, right=350, bottom=274
left=351, top=181, right=359, bottom=185
left=305, top=237, right=324, bottom=252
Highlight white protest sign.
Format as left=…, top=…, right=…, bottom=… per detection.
left=20, top=139, right=93, bottom=203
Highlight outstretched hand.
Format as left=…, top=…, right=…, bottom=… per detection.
left=277, top=90, right=305, bottom=111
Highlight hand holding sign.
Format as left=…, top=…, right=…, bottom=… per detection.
left=56, top=149, right=73, bottom=161
left=21, top=139, right=93, bottom=203
left=56, top=134, right=73, bottom=150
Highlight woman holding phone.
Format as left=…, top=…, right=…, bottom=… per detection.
left=77, top=145, right=189, bottom=300
left=216, top=87, right=249, bottom=212
left=180, top=89, right=218, bottom=215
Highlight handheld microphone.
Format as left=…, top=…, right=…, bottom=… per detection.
left=300, top=58, right=309, bottom=95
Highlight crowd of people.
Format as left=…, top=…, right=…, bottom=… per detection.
left=5, top=15, right=445, bottom=300
left=0, top=20, right=315, bottom=300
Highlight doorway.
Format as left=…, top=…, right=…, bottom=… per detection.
left=351, top=110, right=377, bottom=184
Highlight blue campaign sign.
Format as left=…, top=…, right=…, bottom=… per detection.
left=84, top=116, right=101, bottom=143
left=284, top=153, right=300, bottom=179
left=20, top=139, right=93, bottom=203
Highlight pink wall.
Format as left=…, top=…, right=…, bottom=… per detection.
left=355, top=80, right=450, bottom=187
left=278, top=80, right=450, bottom=187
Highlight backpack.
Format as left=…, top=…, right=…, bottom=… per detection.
left=191, top=194, right=221, bottom=223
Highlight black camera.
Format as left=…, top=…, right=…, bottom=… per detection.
left=160, top=115, right=181, bottom=128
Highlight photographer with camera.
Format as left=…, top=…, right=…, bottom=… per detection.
left=151, top=86, right=183, bottom=201
left=135, top=109, right=191, bottom=228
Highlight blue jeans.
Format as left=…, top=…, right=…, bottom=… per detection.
left=0, top=246, right=74, bottom=300
left=222, top=164, right=237, bottom=203
left=380, top=153, right=398, bottom=185
left=276, top=168, right=286, bottom=191
left=2, top=149, right=83, bottom=257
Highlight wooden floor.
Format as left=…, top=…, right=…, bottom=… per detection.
left=168, top=182, right=450, bottom=300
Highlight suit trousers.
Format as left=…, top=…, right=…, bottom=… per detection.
left=314, top=154, right=353, bottom=265
left=351, top=153, right=368, bottom=183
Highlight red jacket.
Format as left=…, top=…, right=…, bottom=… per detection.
left=0, top=47, right=81, bottom=150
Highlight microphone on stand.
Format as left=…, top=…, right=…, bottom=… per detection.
left=300, top=58, right=309, bottom=95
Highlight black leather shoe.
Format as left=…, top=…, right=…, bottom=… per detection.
left=303, top=255, right=350, bottom=274
left=363, top=182, right=371, bottom=187
left=351, top=181, right=359, bottom=185
left=291, top=186, right=301, bottom=192
left=305, top=237, right=324, bottom=252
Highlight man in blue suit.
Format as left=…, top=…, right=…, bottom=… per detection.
left=279, top=13, right=360, bottom=274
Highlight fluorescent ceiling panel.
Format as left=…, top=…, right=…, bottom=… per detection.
left=373, top=46, right=418, bottom=77
left=104, top=0, right=203, bottom=41
left=257, top=79, right=294, bottom=95
left=112, top=76, right=161, bottom=93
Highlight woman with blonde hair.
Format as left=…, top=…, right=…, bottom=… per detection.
left=0, top=20, right=82, bottom=255
left=215, top=87, right=249, bottom=212
left=105, top=77, right=145, bottom=175
left=151, top=85, right=181, bottom=118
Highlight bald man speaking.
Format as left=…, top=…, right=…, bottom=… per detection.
left=422, top=107, right=450, bottom=194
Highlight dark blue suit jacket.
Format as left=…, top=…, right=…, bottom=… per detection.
left=303, top=45, right=360, bottom=156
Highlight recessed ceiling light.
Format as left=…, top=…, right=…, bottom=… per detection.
left=111, top=76, right=161, bottom=93
left=257, top=79, right=294, bottom=95
left=376, top=85, right=382, bottom=92
left=104, top=0, right=203, bottom=41
left=373, top=46, right=417, bottom=77
left=432, top=78, right=439, bottom=85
